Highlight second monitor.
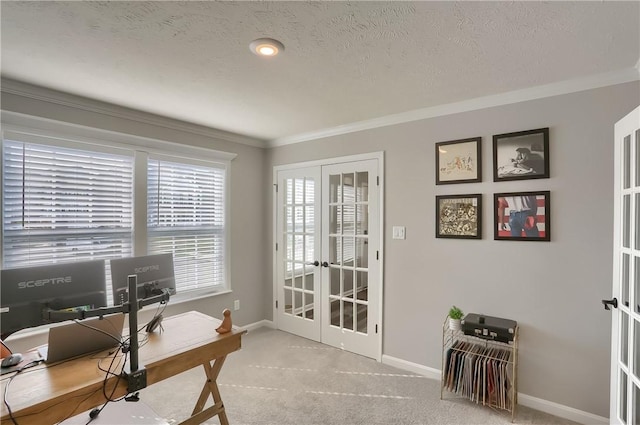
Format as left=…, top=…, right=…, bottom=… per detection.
left=110, top=253, right=176, bottom=305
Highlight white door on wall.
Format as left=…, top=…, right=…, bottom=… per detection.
left=274, top=155, right=382, bottom=360
left=321, top=160, right=380, bottom=359
left=275, top=167, right=322, bottom=341
left=609, top=105, right=640, bottom=425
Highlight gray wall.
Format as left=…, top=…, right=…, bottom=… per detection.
left=267, top=81, right=640, bottom=417
left=2, top=80, right=639, bottom=418
left=0, top=86, right=268, bottom=332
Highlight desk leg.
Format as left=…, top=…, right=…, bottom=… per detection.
left=185, top=355, right=229, bottom=425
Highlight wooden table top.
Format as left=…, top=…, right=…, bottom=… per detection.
left=1, top=310, right=246, bottom=424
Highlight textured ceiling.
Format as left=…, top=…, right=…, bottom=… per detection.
left=1, top=1, right=639, bottom=143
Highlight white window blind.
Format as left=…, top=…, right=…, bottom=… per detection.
left=2, top=139, right=134, bottom=268
left=147, top=158, right=226, bottom=292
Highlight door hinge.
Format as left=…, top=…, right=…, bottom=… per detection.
left=375, top=324, right=378, bottom=334
left=376, top=251, right=379, bottom=260
left=377, top=176, right=379, bottom=186
left=274, top=183, right=278, bottom=192
left=276, top=242, right=278, bottom=251
left=275, top=300, right=278, bottom=309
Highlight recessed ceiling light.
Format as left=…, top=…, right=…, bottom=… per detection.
left=250, top=38, right=284, bottom=57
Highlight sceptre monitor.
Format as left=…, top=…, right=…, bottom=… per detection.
left=110, top=253, right=176, bottom=305
left=0, top=260, right=107, bottom=338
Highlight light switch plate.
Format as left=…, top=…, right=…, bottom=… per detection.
left=392, top=226, right=406, bottom=240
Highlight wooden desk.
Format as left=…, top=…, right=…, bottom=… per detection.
left=1, top=311, right=246, bottom=425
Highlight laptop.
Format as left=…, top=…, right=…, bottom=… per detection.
left=38, top=314, right=125, bottom=364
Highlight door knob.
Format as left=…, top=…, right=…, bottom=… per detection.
left=602, top=298, right=618, bottom=310
left=321, top=261, right=329, bottom=268
left=305, top=261, right=319, bottom=266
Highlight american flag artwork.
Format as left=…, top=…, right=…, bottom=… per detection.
left=494, top=191, right=550, bottom=241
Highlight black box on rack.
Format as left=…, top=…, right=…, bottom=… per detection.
left=460, top=313, right=517, bottom=343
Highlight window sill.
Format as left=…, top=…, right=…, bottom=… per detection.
left=169, top=288, right=232, bottom=305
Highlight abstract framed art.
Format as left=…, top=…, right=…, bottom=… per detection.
left=436, top=194, right=482, bottom=239
left=436, top=137, right=482, bottom=185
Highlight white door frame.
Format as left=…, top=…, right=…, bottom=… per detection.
left=272, top=151, right=385, bottom=361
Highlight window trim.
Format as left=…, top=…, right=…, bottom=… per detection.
left=1, top=114, right=236, bottom=298
left=1, top=112, right=237, bottom=162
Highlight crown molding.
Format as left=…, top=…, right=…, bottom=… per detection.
left=4, top=66, right=638, bottom=150
left=0, top=78, right=267, bottom=149
left=268, top=66, right=640, bottom=148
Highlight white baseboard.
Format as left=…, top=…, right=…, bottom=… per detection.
left=381, top=354, right=441, bottom=380
left=240, top=319, right=275, bottom=333
left=381, top=355, right=607, bottom=425
left=517, top=393, right=608, bottom=425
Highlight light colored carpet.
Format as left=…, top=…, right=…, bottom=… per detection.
left=141, top=327, right=580, bottom=425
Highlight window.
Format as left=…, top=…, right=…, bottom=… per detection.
left=2, top=127, right=232, bottom=302
left=2, top=138, right=134, bottom=268
left=147, top=157, right=227, bottom=292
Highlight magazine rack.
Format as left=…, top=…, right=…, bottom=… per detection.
left=441, top=316, right=519, bottom=422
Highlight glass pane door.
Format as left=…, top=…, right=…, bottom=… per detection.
left=327, top=171, right=369, bottom=333
left=274, top=156, right=382, bottom=361
left=322, top=159, right=380, bottom=359
left=612, top=106, right=640, bottom=424
left=276, top=167, right=321, bottom=341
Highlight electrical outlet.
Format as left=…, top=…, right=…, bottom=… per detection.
left=234, top=300, right=240, bottom=311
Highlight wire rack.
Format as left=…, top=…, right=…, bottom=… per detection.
left=440, top=316, right=519, bottom=422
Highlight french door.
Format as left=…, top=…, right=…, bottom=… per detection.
left=321, top=160, right=380, bottom=358
left=610, top=105, right=640, bottom=424
left=275, top=167, right=322, bottom=341
left=274, top=155, right=382, bottom=360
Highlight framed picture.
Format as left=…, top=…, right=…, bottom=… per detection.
left=435, top=137, right=482, bottom=185
left=436, top=194, right=482, bottom=239
left=494, top=191, right=550, bottom=241
left=493, top=128, right=549, bottom=182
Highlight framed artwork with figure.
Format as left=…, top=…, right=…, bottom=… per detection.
left=494, top=191, right=550, bottom=241
left=436, top=194, right=482, bottom=239
left=493, top=128, right=549, bottom=182
left=435, top=137, right=482, bottom=185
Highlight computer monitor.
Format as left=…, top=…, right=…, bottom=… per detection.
left=109, top=253, right=176, bottom=305
left=0, top=260, right=108, bottom=338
